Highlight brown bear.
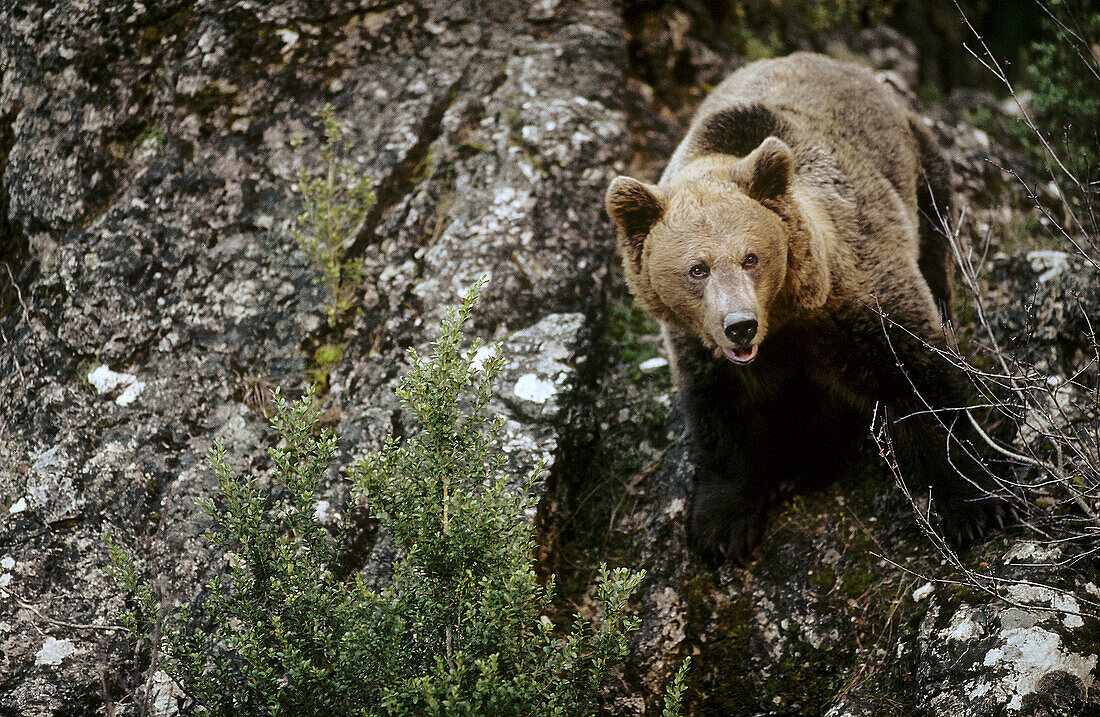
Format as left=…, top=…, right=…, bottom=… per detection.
left=606, top=52, right=1009, bottom=563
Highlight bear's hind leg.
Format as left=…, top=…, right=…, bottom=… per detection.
left=886, top=405, right=1013, bottom=548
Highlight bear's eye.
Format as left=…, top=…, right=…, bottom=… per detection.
left=742, top=253, right=758, bottom=269
left=689, top=263, right=710, bottom=279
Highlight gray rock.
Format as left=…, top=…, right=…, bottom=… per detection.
left=913, top=543, right=1100, bottom=715
left=0, top=0, right=628, bottom=713
left=850, top=25, right=921, bottom=90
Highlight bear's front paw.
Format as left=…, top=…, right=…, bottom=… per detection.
left=937, top=496, right=1017, bottom=552
left=689, top=483, right=769, bottom=565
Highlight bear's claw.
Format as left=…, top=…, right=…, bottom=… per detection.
left=937, top=497, right=1018, bottom=552
left=690, top=493, right=768, bottom=566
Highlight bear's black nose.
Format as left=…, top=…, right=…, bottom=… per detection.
left=723, top=312, right=758, bottom=344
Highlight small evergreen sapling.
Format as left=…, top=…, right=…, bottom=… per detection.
left=109, top=283, right=668, bottom=716
left=291, top=104, right=375, bottom=327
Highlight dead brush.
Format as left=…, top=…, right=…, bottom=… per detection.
left=871, top=0, right=1100, bottom=617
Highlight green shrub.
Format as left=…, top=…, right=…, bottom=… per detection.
left=661, top=657, right=691, bottom=717
left=109, top=283, right=665, bottom=716
left=1019, top=0, right=1099, bottom=178
left=969, top=1, right=1100, bottom=182
left=292, top=104, right=375, bottom=328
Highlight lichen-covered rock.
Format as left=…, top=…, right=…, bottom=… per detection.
left=610, top=424, right=941, bottom=716
left=912, top=542, right=1100, bottom=715
left=0, top=1, right=629, bottom=713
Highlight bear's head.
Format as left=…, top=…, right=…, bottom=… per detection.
left=605, top=137, right=830, bottom=364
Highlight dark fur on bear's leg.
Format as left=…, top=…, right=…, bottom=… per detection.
left=668, top=330, right=774, bottom=564
left=672, top=327, right=872, bottom=564
left=684, top=383, right=786, bottom=565
left=846, top=295, right=1018, bottom=550
left=889, top=409, right=1014, bottom=550
left=902, top=121, right=1018, bottom=545
left=690, top=480, right=771, bottom=565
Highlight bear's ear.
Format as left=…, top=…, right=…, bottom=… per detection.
left=605, top=176, right=664, bottom=270
left=743, top=136, right=793, bottom=202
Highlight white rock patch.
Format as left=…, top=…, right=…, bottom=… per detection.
left=1003, top=541, right=1063, bottom=564
left=943, top=604, right=982, bottom=641
left=513, top=373, right=557, bottom=404
left=983, top=627, right=1097, bottom=711
left=35, top=637, right=79, bottom=666
left=116, top=380, right=146, bottom=406
left=275, top=28, right=299, bottom=51
left=1027, top=250, right=1071, bottom=283
left=471, top=345, right=499, bottom=372
left=87, top=365, right=129, bottom=393
left=1004, top=583, right=1086, bottom=628
left=87, top=365, right=146, bottom=406
left=912, top=582, right=935, bottom=601
left=152, top=669, right=183, bottom=716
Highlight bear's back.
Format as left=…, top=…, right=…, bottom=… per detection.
left=664, top=53, right=919, bottom=204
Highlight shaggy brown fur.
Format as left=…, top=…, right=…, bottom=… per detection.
left=606, top=53, right=1009, bottom=563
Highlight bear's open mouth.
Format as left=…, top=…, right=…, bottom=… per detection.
left=722, top=344, right=758, bottom=364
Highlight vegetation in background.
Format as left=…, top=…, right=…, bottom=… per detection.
left=134, top=122, right=168, bottom=160
left=963, top=1, right=1098, bottom=188
left=1018, top=0, right=1099, bottom=179
left=109, top=284, right=675, bottom=716
left=307, top=341, right=344, bottom=390
left=292, top=104, right=374, bottom=328
left=728, top=0, right=896, bottom=59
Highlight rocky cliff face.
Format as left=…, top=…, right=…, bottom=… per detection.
left=0, top=1, right=629, bottom=712
left=1, top=2, right=1097, bottom=716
